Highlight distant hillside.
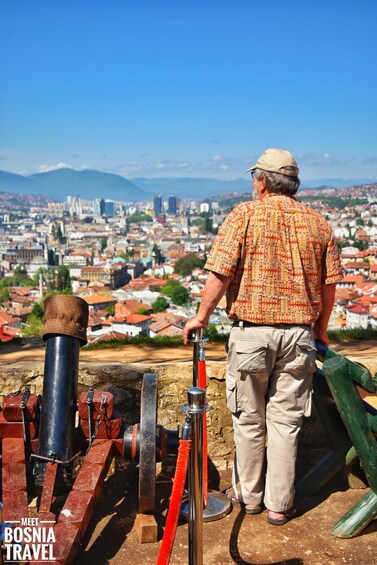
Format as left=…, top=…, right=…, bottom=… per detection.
left=1, top=168, right=377, bottom=202
left=27, top=169, right=147, bottom=201
left=0, top=170, right=43, bottom=195
left=131, top=177, right=251, bottom=198
left=301, top=178, right=377, bottom=189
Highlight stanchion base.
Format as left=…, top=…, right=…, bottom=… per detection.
left=180, top=491, right=232, bottom=523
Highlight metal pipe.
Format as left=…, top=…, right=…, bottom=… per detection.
left=34, top=335, right=80, bottom=493
left=191, top=329, right=203, bottom=387
left=187, top=387, right=206, bottom=565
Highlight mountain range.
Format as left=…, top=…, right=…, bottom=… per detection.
left=0, top=168, right=376, bottom=202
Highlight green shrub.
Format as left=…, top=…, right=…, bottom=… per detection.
left=328, top=327, right=377, bottom=342
left=84, top=335, right=184, bottom=350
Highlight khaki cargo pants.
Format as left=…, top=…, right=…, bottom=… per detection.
left=226, top=324, right=316, bottom=512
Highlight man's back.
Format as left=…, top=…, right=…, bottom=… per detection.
left=205, top=194, right=341, bottom=325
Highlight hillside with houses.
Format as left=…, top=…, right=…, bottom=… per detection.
left=1, top=184, right=377, bottom=344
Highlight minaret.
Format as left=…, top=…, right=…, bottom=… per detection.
left=39, top=273, right=43, bottom=299
left=44, top=237, right=48, bottom=261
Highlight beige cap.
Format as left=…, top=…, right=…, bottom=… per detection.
left=245, top=148, right=299, bottom=177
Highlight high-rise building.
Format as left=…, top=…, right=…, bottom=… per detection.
left=93, top=198, right=105, bottom=216
left=104, top=200, right=116, bottom=217
left=154, top=195, right=162, bottom=216
left=168, top=195, right=177, bottom=215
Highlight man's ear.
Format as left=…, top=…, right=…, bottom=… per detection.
left=259, top=175, right=269, bottom=195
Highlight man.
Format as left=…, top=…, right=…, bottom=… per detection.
left=183, top=148, right=343, bottom=525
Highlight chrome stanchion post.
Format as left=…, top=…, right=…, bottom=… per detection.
left=185, top=387, right=207, bottom=565
left=181, top=328, right=232, bottom=524
left=190, top=328, right=203, bottom=387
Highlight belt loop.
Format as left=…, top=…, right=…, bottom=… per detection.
left=239, top=321, right=244, bottom=330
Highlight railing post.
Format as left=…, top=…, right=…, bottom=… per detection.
left=186, top=387, right=206, bottom=565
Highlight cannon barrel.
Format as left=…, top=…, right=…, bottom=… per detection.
left=33, top=295, right=88, bottom=493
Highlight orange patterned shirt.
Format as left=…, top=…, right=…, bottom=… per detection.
left=205, top=194, right=343, bottom=325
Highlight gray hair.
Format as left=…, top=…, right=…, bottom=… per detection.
left=254, top=168, right=300, bottom=196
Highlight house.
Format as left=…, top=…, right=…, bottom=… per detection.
left=346, top=304, right=369, bottom=329
left=96, top=314, right=152, bottom=338
left=115, top=299, right=152, bottom=317
left=82, top=294, right=117, bottom=312
left=337, top=275, right=365, bottom=289
left=343, top=261, right=370, bottom=277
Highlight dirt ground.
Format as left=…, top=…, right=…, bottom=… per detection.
left=1, top=339, right=377, bottom=564
left=3, top=338, right=377, bottom=366
left=76, top=464, right=377, bottom=565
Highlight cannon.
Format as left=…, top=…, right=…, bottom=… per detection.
left=0, top=295, right=179, bottom=562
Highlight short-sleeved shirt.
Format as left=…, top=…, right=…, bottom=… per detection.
left=205, top=194, right=343, bottom=325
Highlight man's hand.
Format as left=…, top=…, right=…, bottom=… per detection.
left=182, top=271, right=231, bottom=345
left=313, top=283, right=336, bottom=347
left=183, top=317, right=208, bottom=344
left=313, top=325, right=330, bottom=346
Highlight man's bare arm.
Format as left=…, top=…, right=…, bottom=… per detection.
left=183, top=271, right=231, bottom=344
left=313, top=283, right=336, bottom=346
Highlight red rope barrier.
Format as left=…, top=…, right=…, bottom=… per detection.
left=198, top=358, right=208, bottom=508
left=198, top=359, right=206, bottom=390
left=156, top=439, right=191, bottom=565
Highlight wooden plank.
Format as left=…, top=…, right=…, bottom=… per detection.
left=39, top=463, right=58, bottom=513
left=58, top=490, right=94, bottom=538
left=72, top=462, right=105, bottom=505
left=2, top=489, right=28, bottom=522
left=1, top=437, right=26, bottom=465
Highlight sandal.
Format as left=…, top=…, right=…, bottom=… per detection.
left=267, top=507, right=297, bottom=525
left=225, top=487, right=263, bottom=515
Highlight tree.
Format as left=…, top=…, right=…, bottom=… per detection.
left=31, top=301, right=44, bottom=320
left=128, top=213, right=153, bottom=224
left=6, top=268, right=34, bottom=287
left=21, top=314, right=44, bottom=338
left=152, top=297, right=169, bottom=313
left=152, top=244, right=163, bottom=264
left=101, top=237, right=108, bottom=251
left=169, top=285, right=189, bottom=306
left=174, top=254, right=206, bottom=276
left=57, top=266, right=72, bottom=292
left=0, top=285, right=10, bottom=303
left=137, top=307, right=150, bottom=315
left=162, top=282, right=189, bottom=306
left=56, top=225, right=65, bottom=244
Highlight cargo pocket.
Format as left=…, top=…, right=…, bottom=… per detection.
left=303, top=387, right=313, bottom=417
left=226, top=374, right=237, bottom=413
left=235, top=342, right=269, bottom=374
left=294, top=341, right=317, bottom=374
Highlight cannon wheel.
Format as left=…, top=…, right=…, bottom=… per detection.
left=138, top=373, right=158, bottom=514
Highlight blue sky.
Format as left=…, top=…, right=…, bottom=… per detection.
left=1, top=0, right=377, bottom=181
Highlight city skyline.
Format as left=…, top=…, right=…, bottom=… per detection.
left=1, top=1, right=377, bottom=182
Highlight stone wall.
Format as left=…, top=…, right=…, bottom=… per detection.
left=0, top=360, right=234, bottom=470
left=0, top=360, right=328, bottom=474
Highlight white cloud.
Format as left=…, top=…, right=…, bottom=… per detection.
left=323, top=153, right=331, bottom=159
left=212, top=155, right=223, bottom=162
left=39, top=162, right=70, bottom=173
left=154, top=162, right=167, bottom=170
left=38, top=162, right=88, bottom=173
